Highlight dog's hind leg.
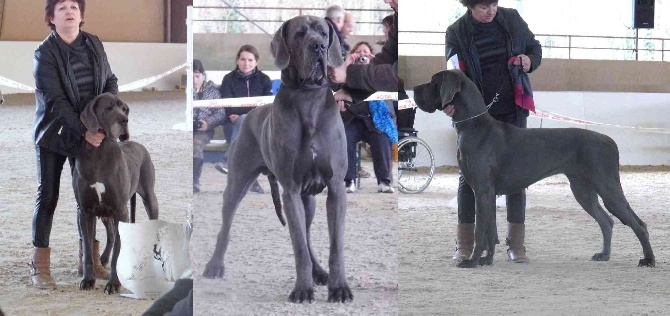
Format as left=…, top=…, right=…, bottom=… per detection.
left=566, top=174, right=614, bottom=261
left=302, top=194, right=328, bottom=286
left=595, top=178, right=655, bottom=267
left=138, top=163, right=159, bottom=220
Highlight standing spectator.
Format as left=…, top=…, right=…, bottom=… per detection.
left=444, top=0, right=542, bottom=264
left=215, top=45, right=272, bottom=194
left=192, top=59, right=226, bottom=193
left=325, top=4, right=350, bottom=58
left=341, top=12, right=356, bottom=39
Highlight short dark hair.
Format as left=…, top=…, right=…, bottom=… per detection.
left=236, top=44, right=260, bottom=61
left=459, top=0, right=498, bottom=8
left=381, top=14, right=394, bottom=27
left=45, top=0, right=86, bottom=30
left=350, top=41, right=375, bottom=55
left=193, top=59, right=205, bottom=74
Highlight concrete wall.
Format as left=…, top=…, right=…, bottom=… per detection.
left=0, top=41, right=186, bottom=94
left=0, top=0, right=165, bottom=42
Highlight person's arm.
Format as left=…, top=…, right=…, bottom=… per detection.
left=262, top=74, right=273, bottom=96
left=344, top=62, right=398, bottom=93
left=220, top=75, right=240, bottom=119
left=516, top=12, right=542, bottom=73
left=371, top=12, right=398, bottom=66
left=34, top=49, right=87, bottom=136
left=445, top=26, right=464, bottom=69
left=99, top=41, right=119, bottom=94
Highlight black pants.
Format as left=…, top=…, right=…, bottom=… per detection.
left=33, top=145, right=81, bottom=248
left=458, top=109, right=528, bottom=224
left=345, top=119, right=392, bottom=185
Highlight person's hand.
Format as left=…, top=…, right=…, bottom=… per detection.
left=85, top=130, right=105, bottom=147
left=333, top=89, right=353, bottom=102
left=229, top=114, right=239, bottom=123
left=337, top=100, right=347, bottom=112
left=513, top=54, right=532, bottom=72
left=198, top=120, right=208, bottom=131
left=328, top=56, right=355, bottom=83
left=443, top=104, right=455, bottom=117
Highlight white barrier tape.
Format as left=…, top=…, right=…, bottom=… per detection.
left=399, top=97, right=670, bottom=134
left=0, top=75, right=35, bottom=91
left=118, top=63, right=188, bottom=92
left=193, top=91, right=398, bottom=108
left=0, top=63, right=188, bottom=92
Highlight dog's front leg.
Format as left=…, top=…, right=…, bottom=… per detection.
left=78, top=212, right=96, bottom=290
left=458, top=187, right=497, bottom=268
left=283, top=191, right=314, bottom=303
left=325, top=181, right=353, bottom=302
left=104, top=217, right=122, bottom=294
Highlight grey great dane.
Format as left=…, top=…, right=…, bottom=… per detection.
left=74, top=92, right=159, bottom=293
left=413, top=69, right=655, bottom=268
left=202, top=15, right=353, bottom=303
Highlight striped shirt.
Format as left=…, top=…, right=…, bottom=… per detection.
left=69, top=34, right=96, bottom=105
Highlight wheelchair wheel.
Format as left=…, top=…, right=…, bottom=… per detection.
left=397, top=136, right=435, bottom=194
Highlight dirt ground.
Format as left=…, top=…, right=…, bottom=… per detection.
left=399, top=169, right=670, bottom=315
left=192, top=160, right=399, bottom=315
left=0, top=92, right=192, bottom=315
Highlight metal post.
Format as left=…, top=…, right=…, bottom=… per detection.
left=186, top=6, right=193, bottom=131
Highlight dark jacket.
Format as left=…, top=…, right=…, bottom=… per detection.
left=194, top=80, right=226, bottom=138
left=219, top=68, right=273, bottom=119
left=345, top=11, right=398, bottom=100
left=33, top=31, right=118, bottom=157
left=445, top=7, right=541, bottom=109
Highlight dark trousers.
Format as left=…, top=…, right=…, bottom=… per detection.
left=458, top=109, right=528, bottom=224
left=33, top=145, right=79, bottom=247
left=345, top=119, right=392, bottom=185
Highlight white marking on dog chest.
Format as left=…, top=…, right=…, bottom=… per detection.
left=90, top=182, right=106, bottom=202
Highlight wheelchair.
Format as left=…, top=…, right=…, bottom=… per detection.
left=397, top=128, right=435, bottom=194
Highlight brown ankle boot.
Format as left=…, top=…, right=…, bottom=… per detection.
left=506, top=223, right=530, bottom=263
left=78, top=241, right=110, bottom=279
left=29, top=247, right=56, bottom=289
left=452, top=223, right=475, bottom=261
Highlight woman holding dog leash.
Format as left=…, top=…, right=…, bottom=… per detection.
left=30, top=0, right=118, bottom=289
left=443, top=0, right=542, bottom=264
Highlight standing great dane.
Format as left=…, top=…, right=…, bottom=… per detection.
left=413, top=69, right=655, bottom=268
left=74, top=93, right=159, bottom=293
left=202, top=16, right=353, bottom=303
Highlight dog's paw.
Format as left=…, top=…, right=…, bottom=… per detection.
left=202, top=261, right=225, bottom=279
left=591, top=252, right=610, bottom=261
left=103, top=280, right=121, bottom=295
left=457, top=259, right=480, bottom=268
left=327, top=284, right=353, bottom=303
left=313, top=267, right=329, bottom=286
left=638, top=257, right=655, bottom=267
left=100, top=254, right=110, bottom=267
left=478, top=256, right=494, bottom=266
left=79, top=277, right=96, bottom=290
left=288, top=288, right=314, bottom=303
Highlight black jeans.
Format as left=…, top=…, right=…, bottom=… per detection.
left=33, top=145, right=80, bottom=248
left=457, top=109, right=528, bottom=224
left=345, top=119, right=392, bottom=185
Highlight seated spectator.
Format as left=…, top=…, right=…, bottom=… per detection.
left=339, top=42, right=397, bottom=194
left=193, top=59, right=226, bottom=193
left=215, top=44, right=272, bottom=194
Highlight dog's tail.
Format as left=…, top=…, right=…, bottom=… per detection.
left=268, top=174, right=285, bottom=226
left=130, top=193, right=136, bottom=223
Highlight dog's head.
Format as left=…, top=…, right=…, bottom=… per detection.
left=80, top=93, right=130, bottom=141
left=271, top=15, right=343, bottom=86
left=413, top=70, right=487, bottom=122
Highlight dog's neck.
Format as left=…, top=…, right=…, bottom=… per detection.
left=280, top=68, right=329, bottom=90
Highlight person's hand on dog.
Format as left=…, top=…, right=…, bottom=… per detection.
left=513, top=54, right=531, bottom=72
left=85, top=130, right=105, bottom=147
left=198, top=120, right=208, bottom=131
left=443, top=104, right=455, bottom=117
left=333, top=89, right=353, bottom=102
left=229, top=114, right=239, bottom=123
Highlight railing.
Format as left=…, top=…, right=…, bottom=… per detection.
left=398, top=30, right=670, bottom=62
left=193, top=5, right=392, bottom=36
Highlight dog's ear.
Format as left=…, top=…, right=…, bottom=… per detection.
left=271, top=20, right=290, bottom=70
left=119, top=100, right=130, bottom=141
left=440, top=70, right=464, bottom=107
left=80, top=94, right=102, bottom=132
left=326, top=20, right=344, bottom=68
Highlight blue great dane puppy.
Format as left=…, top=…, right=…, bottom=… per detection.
left=74, top=93, right=159, bottom=293
left=413, top=69, right=655, bottom=269
left=202, top=15, right=353, bottom=303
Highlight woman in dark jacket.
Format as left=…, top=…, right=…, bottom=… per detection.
left=30, top=0, right=118, bottom=289
left=444, top=0, right=542, bottom=264
left=192, top=59, right=226, bottom=193
left=215, top=44, right=272, bottom=193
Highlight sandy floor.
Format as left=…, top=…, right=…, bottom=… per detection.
left=192, top=160, right=399, bottom=315
left=0, top=92, right=192, bottom=315
left=399, top=169, right=670, bottom=315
